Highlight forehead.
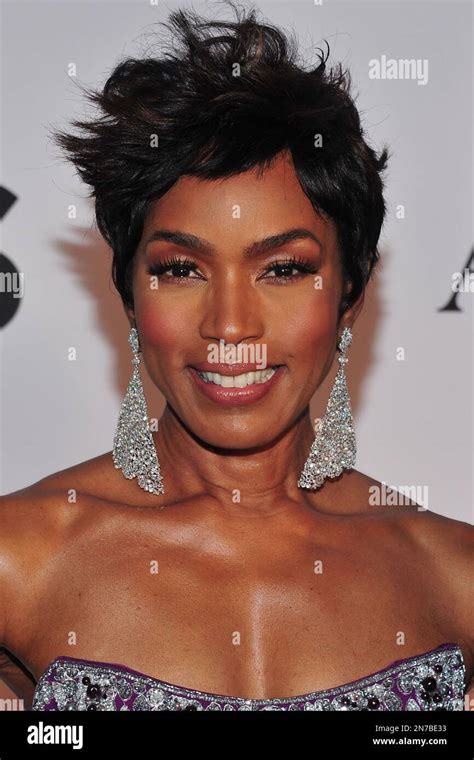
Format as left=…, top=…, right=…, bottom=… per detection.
left=141, top=152, right=336, bottom=249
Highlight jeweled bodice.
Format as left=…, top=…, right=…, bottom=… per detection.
left=31, top=643, right=466, bottom=711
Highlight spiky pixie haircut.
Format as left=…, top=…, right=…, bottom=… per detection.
left=50, top=0, right=389, bottom=319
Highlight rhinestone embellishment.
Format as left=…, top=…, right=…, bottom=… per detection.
left=112, top=327, right=164, bottom=495
left=298, top=326, right=356, bottom=490
left=32, top=645, right=466, bottom=712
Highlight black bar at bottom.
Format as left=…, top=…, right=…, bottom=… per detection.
left=0, top=709, right=472, bottom=758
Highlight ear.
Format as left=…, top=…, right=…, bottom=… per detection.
left=338, top=288, right=365, bottom=334
left=123, top=303, right=136, bottom=330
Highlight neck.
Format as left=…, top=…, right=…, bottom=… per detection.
left=153, top=403, right=320, bottom=518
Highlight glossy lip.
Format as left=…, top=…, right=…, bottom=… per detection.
left=188, top=365, right=285, bottom=407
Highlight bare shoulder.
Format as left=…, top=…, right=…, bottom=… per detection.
left=0, top=454, right=116, bottom=700
left=349, top=471, right=473, bottom=603
left=0, top=452, right=119, bottom=646
left=27, top=450, right=120, bottom=500
left=357, top=469, right=473, bottom=651
left=402, top=507, right=474, bottom=691
left=0, top=484, right=72, bottom=646
left=355, top=471, right=473, bottom=651
left=374, top=482, right=474, bottom=568
left=29, top=449, right=145, bottom=508
left=399, top=506, right=474, bottom=619
left=351, top=469, right=472, bottom=543
left=358, top=470, right=473, bottom=566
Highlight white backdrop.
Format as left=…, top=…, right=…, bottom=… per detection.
left=1, top=0, right=472, bottom=531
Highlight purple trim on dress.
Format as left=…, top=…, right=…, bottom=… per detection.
left=31, top=642, right=467, bottom=711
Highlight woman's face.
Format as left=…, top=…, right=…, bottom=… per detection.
left=128, top=151, right=357, bottom=449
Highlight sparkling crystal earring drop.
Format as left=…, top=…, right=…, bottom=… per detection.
left=112, top=327, right=165, bottom=495
left=297, top=326, right=356, bottom=490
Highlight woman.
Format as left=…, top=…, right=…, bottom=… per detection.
left=0, top=2, right=472, bottom=711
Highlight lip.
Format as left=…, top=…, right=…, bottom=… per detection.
left=188, top=365, right=285, bottom=407
left=190, top=361, right=275, bottom=376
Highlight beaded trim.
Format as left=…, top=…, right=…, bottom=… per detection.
left=32, top=643, right=466, bottom=711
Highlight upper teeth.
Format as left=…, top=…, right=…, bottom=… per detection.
left=197, top=367, right=278, bottom=387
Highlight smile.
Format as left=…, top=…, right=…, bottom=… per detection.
left=188, top=365, right=285, bottom=407
left=196, top=367, right=278, bottom=387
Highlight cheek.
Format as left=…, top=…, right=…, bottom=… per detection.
left=271, top=290, right=339, bottom=366
left=135, top=301, right=190, bottom=355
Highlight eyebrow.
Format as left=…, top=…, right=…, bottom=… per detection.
left=144, top=227, right=322, bottom=257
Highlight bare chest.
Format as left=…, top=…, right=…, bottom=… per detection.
left=23, top=530, right=460, bottom=698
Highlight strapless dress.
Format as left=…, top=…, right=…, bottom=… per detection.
left=31, top=642, right=467, bottom=711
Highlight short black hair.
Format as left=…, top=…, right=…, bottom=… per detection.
left=49, top=0, right=389, bottom=318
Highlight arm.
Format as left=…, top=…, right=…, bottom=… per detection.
left=0, top=493, right=36, bottom=706
left=0, top=648, right=36, bottom=707
left=0, top=494, right=12, bottom=651
left=401, top=509, right=474, bottom=710
left=447, top=519, right=474, bottom=710
left=429, top=513, right=474, bottom=710
left=466, top=675, right=474, bottom=710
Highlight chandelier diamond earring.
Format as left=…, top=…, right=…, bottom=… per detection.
left=112, top=326, right=165, bottom=495
left=298, top=326, right=356, bottom=490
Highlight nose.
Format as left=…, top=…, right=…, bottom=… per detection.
left=198, top=270, right=265, bottom=346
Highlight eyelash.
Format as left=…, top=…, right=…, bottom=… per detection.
left=147, top=255, right=318, bottom=283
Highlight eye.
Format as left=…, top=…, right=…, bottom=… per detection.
left=146, top=254, right=318, bottom=283
left=261, top=256, right=318, bottom=282
left=147, top=256, right=203, bottom=281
